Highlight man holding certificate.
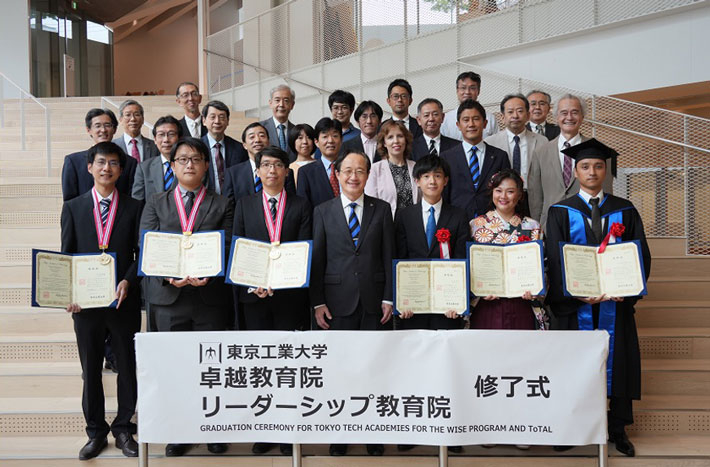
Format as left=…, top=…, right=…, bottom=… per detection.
left=139, top=137, right=233, bottom=457
left=60, top=142, right=142, bottom=460
left=545, top=138, right=651, bottom=457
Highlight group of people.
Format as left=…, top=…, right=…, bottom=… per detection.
left=59, top=73, right=650, bottom=460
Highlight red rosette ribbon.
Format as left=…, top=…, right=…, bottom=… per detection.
left=435, top=228, right=451, bottom=259
left=517, top=234, right=532, bottom=243
left=598, top=222, right=625, bottom=253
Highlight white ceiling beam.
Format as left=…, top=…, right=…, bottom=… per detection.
left=107, top=0, right=192, bottom=30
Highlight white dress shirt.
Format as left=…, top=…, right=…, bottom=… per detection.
left=462, top=140, right=487, bottom=169
left=421, top=198, right=443, bottom=231
left=578, top=187, right=605, bottom=228
left=160, top=155, right=170, bottom=175
left=184, top=114, right=202, bottom=138
left=506, top=128, right=529, bottom=186
left=360, top=133, right=377, bottom=162
left=206, top=134, right=225, bottom=193
left=393, top=115, right=411, bottom=131
left=441, top=108, right=498, bottom=141
left=123, top=133, right=144, bottom=162
left=422, top=134, right=442, bottom=156
left=557, top=133, right=582, bottom=172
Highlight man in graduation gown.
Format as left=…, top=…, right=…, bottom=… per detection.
left=545, top=138, right=651, bottom=457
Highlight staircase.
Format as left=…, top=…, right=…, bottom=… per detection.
left=1, top=99, right=709, bottom=466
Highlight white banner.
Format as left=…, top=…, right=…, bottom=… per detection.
left=136, top=330, right=608, bottom=446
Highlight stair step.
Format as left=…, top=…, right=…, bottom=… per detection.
left=643, top=370, right=710, bottom=396
left=639, top=332, right=710, bottom=360
left=0, top=246, right=58, bottom=264
left=643, top=359, right=710, bottom=371
left=647, top=238, right=686, bottom=256
left=0, top=212, right=61, bottom=227
left=652, top=256, right=710, bottom=277
left=0, top=311, right=146, bottom=336
left=636, top=301, right=710, bottom=327
left=0, top=184, right=61, bottom=198
left=0, top=228, right=59, bottom=245
left=646, top=277, right=710, bottom=300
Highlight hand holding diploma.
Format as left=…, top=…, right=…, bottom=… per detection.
left=66, top=279, right=130, bottom=313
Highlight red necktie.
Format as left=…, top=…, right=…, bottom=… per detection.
left=130, top=139, right=140, bottom=162
left=328, top=165, right=340, bottom=197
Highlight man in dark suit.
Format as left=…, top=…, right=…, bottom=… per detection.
left=62, top=108, right=137, bottom=201
left=131, top=115, right=182, bottom=202
left=411, top=98, right=460, bottom=161
left=176, top=82, right=207, bottom=138
left=233, top=146, right=311, bottom=456
left=200, top=100, right=248, bottom=194
left=297, top=118, right=343, bottom=208
left=311, top=150, right=394, bottom=457
left=341, top=100, right=383, bottom=164
left=112, top=100, right=159, bottom=163
left=442, top=99, right=511, bottom=219
left=222, top=122, right=295, bottom=202
left=526, top=90, right=560, bottom=141
left=383, top=78, right=423, bottom=139
left=139, top=137, right=233, bottom=457
left=260, top=84, right=296, bottom=161
left=60, top=142, right=142, bottom=460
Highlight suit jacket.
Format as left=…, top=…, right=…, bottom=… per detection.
left=341, top=135, right=381, bottom=164
left=364, top=159, right=419, bottom=218
left=61, top=150, right=138, bottom=202
left=296, top=159, right=337, bottom=209
left=60, top=190, right=143, bottom=310
left=131, top=156, right=177, bottom=202
left=260, top=118, right=296, bottom=162
left=484, top=129, right=547, bottom=181
left=411, top=134, right=460, bottom=161
left=394, top=202, right=470, bottom=259
left=383, top=116, right=423, bottom=139
left=201, top=134, right=249, bottom=193
left=222, top=159, right=296, bottom=202
left=113, top=136, right=159, bottom=163
left=442, top=142, right=511, bottom=219
left=527, top=135, right=614, bottom=227
left=527, top=121, right=561, bottom=141
left=233, top=192, right=312, bottom=303
left=178, top=116, right=207, bottom=138
left=311, top=195, right=394, bottom=316
left=139, top=187, right=234, bottom=306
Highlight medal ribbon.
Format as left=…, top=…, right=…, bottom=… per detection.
left=174, top=186, right=206, bottom=234
left=91, top=188, right=119, bottom=250
left=262, top=189, right=287, bottom=243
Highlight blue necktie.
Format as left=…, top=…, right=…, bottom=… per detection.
left=254, top=173, right=262, bottom=192
left=348, top=202, right=360, bottom=247
left=163, top=161, right=174, bottom=191
left=512, top=135, right=521, bottom=175
left=425, top=206, right=436, bottom=248
left=277, top=124, right=287, bottom=151
left=469, top=146, right=480, bottom=189
left=100, top=198, right=110, bottom=227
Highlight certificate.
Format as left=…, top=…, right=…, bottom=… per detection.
left=32, top=249, right=116, bottom=309
left=394, top=260, right=469, bottom=315
left=139, top=230, right=224, bottom=278
left=226, top=237, right=312, bottom=289
left=468, top=241, right=546, bottom=297
left=561, top=241, right=647, bottom=297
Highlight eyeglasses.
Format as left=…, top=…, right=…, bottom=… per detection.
left=389, top=93, right=410, bottom=101
left=339, top=169, right=367, bottom=178
left=179, top=91, right=200, bottom=99
left=93, top=159, right=120, bottom=168
left=259, top=162, right=286, bottom=170
left=155, top=132, right=178, bottom=138
left=174, top=156, right=206, bottom=166
left=331, top=104, right=351, bottom=113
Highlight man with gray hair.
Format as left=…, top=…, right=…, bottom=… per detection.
left=113, top=99, right=159, bottom=163
left=527, top=94, right=613, bottom=227
left=526, top=90, right=560, bottom=140
left=260, top=84, right=297, bottom=162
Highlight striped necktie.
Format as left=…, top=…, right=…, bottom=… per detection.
left=469, top=146, right=480, bottom=189
left=348, top=202, right=360, bottom=247
left=254, top=171, right=262, bottom=192
left=562, top=141, right=573, bottom=186
left=100, top=198, right=110, bottom=227
left=277, top=124, right=287, bottom=151
left=163, top=161, right=174, bottom=191
left=429, top=139, right=437, bottom=156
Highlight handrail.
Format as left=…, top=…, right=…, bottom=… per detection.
left=101, top=96, right=155, bottom=132
left=0, top=72, right=47, bottom=110
left=601, top=94, right=710, bottom=122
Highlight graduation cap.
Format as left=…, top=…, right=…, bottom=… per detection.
left=561, top=138, right=618, bottom=177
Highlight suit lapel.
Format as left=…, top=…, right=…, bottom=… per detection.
left=330, top=197, right=354, bottom=249
left=478, top=144, right=497, bottom=190
left=193, top=189, right=214, bottom=231
left=411, top=203, right=432, bottom=256
left=431, top=204, right=453, bottom=256
left=356, top=196, right=376, bottom=251
left=254, top=195, right=271, bottom=240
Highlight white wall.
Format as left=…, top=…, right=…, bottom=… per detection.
left=0, top=0, right=31, bottom=95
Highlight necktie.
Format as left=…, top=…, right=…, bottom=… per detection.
left=469, top=146, right=480, bottom=189
left=562, top=141, right=573, bottom=186
left=100, top=198, right=110, bottom=227
left=185, top=191, right=195, bottom=214
left=512, top=135, right=521, bottom=174
left=348, top=202, right=360, bottom=246
left=329, top=165, right=340, bottom=197
left=429, top=139, right=437, bottom=156
left=191, top=120, right=199, bottom=138
left=277, top=124, right=287, bottom=151
left=254, top=171, right=262, bottom=193
left=590, top=197, right=602, bottom=243
left=535, top=124, right=544, bottom=135
left=269, top=197, right=277, bottom=222
left=163, top=161, right=174, bottom=191
left=425, top=206, right=436, bottom=248
left=130, top=139, right=140, bottom=162
left=214, top=143, right=224, bottom=190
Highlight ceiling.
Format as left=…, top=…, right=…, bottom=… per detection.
left=613, top=81, right=710, bottom=119
left=72, top=0, right=149, bottom=23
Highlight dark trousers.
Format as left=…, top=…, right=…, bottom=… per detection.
left=397, top=313, right=463, bottom=330
left=73, top=306, right=141, bottom=439
left=243, top=291, right=309, bottom=331
left=327, top=302, right=391, bottom=330
left=609, top=397, right=633, bottom=433
left=152, top=288, right=228, bottom=332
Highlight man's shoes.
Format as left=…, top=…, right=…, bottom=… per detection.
left=609, top=431, right=635, bottom=457
left=397, top=444, right=415, bottom=451
left=104, top=359, right=118, bottom=374
left=165, top=443, right=189, bottom=457
left=280, top=443, right=293, bottom=456
left=79, top=437, right=107, bottom=460
left=114, top=433, right=138, bottom=457
left=366, top=443, right=384, bottom=456
left=553, top=445, right=575, bottom=452
left=329, top=443, right=347, bottom=456
left=207, top=443, right=227, bottom=454
left=448, top=445, right=463, bottom=453
left=251, top=442, right=273, bottom=454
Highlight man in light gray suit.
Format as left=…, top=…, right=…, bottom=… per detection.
left=260, top=84, right=296, bottom=162
left=485, top=94, right=547, bottom=216
left=527, top=94, right=613, bottom=227
left=113, top=100, right=159, bottom=163
left=132, top=115, right=182, bottom=202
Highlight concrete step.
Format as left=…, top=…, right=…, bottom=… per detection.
left=646, top=277, right=710, bottom=300
left=648, top=238, right=686, bottom=257
left=651, top=256, right=710, bottom=277
left=0, top=362, right=117, bottom=398
left=0, top=183, right=61, bottom=198
left=0, top=211, right=61, bottom=227
left=638, top=328, right=710, bottom=360
left=0, top=197, right=62, bottom=213
left=0, top=246, right=58, bottom=265
left=636, top=301, right=710, bottom=327
left=0, top=228, right=59, bottom=245
left=0, top=311, right=146, bottom=337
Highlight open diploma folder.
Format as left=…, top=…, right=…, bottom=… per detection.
left=226, top=237, right=312, bottom=289
left=468, top=241, right=546, bottom=298
left=139, top=230, right=224, bottom=278
left=560, top=241, right=647, bottom=298
left=32, top=249, right=117, bottom=309
left=393, top=260, right=469, bottom=316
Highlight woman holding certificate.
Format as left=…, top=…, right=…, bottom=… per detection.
left=470, top=169, right=543, bottom=330
left=365, top=120, right=419, bottom=218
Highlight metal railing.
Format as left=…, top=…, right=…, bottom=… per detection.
left=101, top=96, right=155, bottom=132
left=0, top=72, right=52, bottom=176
